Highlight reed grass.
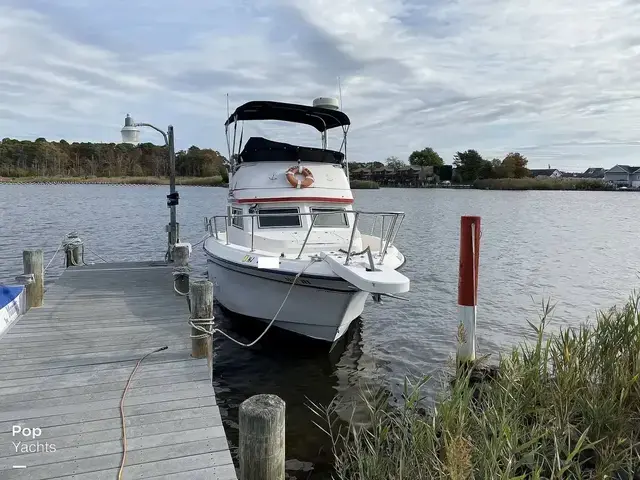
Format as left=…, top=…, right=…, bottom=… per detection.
left=310, top=295, right=640, bottom=479
left=350, top=180, right=380, bottom=189
left=0, top=175, right=225, bottom=186
left=474, top=177, right=613, bottom=191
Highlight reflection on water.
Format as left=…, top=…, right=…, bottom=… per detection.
left=212, top=308, right=384, bottom=478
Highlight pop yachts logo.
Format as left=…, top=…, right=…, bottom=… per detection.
left=12, top=425, right=56, bottom=453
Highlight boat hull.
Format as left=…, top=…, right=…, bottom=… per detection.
left=206, top=256, right=369, bottom=342
left=1, top=286, right=25, bottom=338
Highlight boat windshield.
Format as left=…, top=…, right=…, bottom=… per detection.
left=257, top=207, right=302, bottom=228
left=310, top=208, right=349, bottom=227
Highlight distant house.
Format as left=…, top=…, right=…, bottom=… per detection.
left=561, top=167, right=606, bottom=180
left=530, top=168, right=562, bottom=178
left=582, top=167, right=606, bottom=179
left=349, top=167, right=372, bottom=180
left=603, top=165, right=640, bottom=187
left=348, top=164, right=447, bottom=186
left=397, top=165, right=423, bottom=186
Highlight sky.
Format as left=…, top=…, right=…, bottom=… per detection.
left=1, top=0, right=639, bottom=170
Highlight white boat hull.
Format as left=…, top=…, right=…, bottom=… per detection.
left=206, top=256, right=369, bottom=342
left=1, top=286, right=25, bottom=339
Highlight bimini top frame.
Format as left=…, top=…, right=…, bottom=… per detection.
left=224, top=99, right=352, bottom=180
left=224, top=100, right=350, bottom=132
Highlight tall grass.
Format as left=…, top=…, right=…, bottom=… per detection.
left=311, top=295, right=640, bottom=479
left=350, top=180, right=380, bottom=189
left=474, top=177, right=613, bottom=191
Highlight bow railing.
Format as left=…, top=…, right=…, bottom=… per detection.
left=204, top=210, right=405, bottom=266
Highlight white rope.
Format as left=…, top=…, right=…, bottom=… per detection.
left=189, top=317, right=215, bottom=339
left=191, top=234, right=208, bottom=248
left=44, top=243, right=63, bottom=273
left=44, top=232, right=81, bottom=273
left=62, top=232, right=83, bottom=251
left=173, top=266, right=191, bottom=296
left=188, top=257, right=320, bottom=347
left=86, top=246, right=109, bottom=263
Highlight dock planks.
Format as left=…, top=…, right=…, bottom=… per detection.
left=0, top=261, right=236, bottom=479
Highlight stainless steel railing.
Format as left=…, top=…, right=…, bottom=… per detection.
left=204, top=210, right=404, bottom=266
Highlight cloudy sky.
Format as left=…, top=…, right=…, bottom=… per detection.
left=1, top=0, right=639, bottom=170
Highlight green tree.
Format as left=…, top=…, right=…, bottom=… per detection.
left=0, top=138, right=226, bottom=178
left=453, top=149, right=489, bottom=182
left=408, top=147, right=444, bottom=167
left=501, top=152, right=529, bottom=178
left=489, top=158, right=504, bottom=178
left=385, top=156, right=405, bottom=169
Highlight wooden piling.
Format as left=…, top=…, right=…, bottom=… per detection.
left=239, top=394, right=285, bottom=480
left=65, top=245, right=83, bottom=267
left=189, top=279, right=213, bottom=360
left=23, top=249, right=44, bottom=309
left=63, top=233, right=84, bottom=268
left=173, top=244, right=189, bottom=266
left=173, top=244, right=190, bottom=295
left=457, top=215, right=481, bottom=365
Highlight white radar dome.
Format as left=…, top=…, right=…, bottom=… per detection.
left=312, top=97, right=340, bottom=110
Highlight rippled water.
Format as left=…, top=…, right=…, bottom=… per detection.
left=2, top=184, right=639, bottom=478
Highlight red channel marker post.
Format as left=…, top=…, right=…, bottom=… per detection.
left=457, top=215, right=481, bottom=364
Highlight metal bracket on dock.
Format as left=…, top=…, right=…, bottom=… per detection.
left=167, top=192, right=179, bottom=207
left=14, top=273, right=34, bottom=285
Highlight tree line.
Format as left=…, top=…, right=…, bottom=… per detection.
left=0, top=138, right=531, bottom=184
left=350, top=147, right=531, bottom=182
left=0, top=138, right=228, bottom=179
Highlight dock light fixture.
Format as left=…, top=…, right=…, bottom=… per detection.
left=120, top=114, right=179, bottom=262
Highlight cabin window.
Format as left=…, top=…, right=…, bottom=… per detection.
left=310, top=207, right=349, bottom=227
left=257, top=207, right=301, bottom=228
left=231, top=207, right=243, bottom=230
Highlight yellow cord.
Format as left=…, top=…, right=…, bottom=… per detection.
left=118, top=346, right=168, bottom=480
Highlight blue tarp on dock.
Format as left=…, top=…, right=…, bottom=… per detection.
left=0, top=285, right=23, bottom=309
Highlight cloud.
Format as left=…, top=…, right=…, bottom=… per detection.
left=0, top=0, right=639, bottom=169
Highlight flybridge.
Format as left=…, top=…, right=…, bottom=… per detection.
left=225, top=97, right=352, bottom=178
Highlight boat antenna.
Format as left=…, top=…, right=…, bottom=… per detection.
left=337, top=76, right=349, bottom=180
left=225, top=93, right=232, bottom=166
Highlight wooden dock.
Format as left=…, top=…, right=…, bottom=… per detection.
left=0, top=261, right=237, bottom=479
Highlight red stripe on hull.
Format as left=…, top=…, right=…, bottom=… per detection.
left=234, top=196, right=354, bottom=204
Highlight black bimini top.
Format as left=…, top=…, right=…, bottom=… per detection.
left=239, top=137, right=344, bottom=165
left=225, top=100, right=350, bottom=132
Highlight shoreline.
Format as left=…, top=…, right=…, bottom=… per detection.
left=2, top=176, right=631, bottom=192
left=0, top=176, right=226, bottom=187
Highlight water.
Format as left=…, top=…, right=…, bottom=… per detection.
left=2, top=184, right=639, bottom=478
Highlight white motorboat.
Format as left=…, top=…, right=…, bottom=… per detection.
left=203, top=98, right=410, bottom=342
left=0, top=285, right=25, bottom=338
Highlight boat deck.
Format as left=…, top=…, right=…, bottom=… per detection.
left=0, top=261, right=236, bottom=479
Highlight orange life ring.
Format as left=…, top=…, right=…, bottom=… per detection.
left=285, top=165, right=314, bottom=188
